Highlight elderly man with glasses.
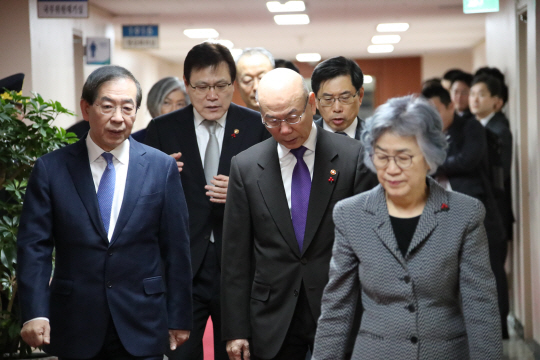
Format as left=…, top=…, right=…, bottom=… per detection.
left=221, top=68, right=375, bottom=360
left=145, top=42, right=269, bottom=360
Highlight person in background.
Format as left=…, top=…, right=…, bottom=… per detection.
left=131, top=77, right=190, bottom=142
left=235, top=47, right=275, bottom=111
left=449, top=71, right=473, bottom=118
left=275, top=59, right=300, bottom=73
left=145, top=42, right=269, bottom=360
left=17, top=65, right=192, bottom=358
left=313, top=95, right=502, bottom=360
left=441, top=68, right=463, bottom=90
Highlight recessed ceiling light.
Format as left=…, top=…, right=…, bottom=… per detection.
left=266, top=1, right=305, bottom=12
left=364, top=75, right=373, bottom=84
left=274, top=14, right=310, bottom=25
left=367, top=45, right=394, bottom=53
left=296, top=53, right=321, bottom=62
left=376, top=23, right=409, bottom=32
left=371, top=35, right=401, bottom=44
left=183, top=28, right=219, bottom=39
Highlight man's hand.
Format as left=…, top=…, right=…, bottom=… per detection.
left=169, top=329, right=190, bottom=350
left=21, top=319, right=50, bottom=347
left=226, top=339, right=250, bottom=360
left=205, top=175, right=229, bottom=204
left=170, top=152, right=184, bottom=173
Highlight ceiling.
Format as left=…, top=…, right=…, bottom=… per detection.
left=90, top=0, right=487, bottom=64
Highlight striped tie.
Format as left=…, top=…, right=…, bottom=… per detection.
left=97, top=152, right=116, bottom=234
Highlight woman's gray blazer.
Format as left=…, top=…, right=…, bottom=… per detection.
left=313, top=177, right=502, bottom=360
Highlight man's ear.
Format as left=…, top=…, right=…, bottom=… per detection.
left=308, top=92, right=317, bottom=114
left=357, top=87, right=365, bottom=106
left=80, top=99, right=91, bottom=122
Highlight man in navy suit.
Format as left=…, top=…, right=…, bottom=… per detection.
left=145, top=43, right=269, bottom=360
left=17, top=65, right=192, bottom=359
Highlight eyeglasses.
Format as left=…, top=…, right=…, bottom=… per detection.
left=94, top=103, right=137, bottom=117
left=370, top=153, right=414, bottom=170
left=261, top=96, right=309, bottom=128
left=317, top=91, right=359, bottom=107
left=189, top=82, right=232, bottom=95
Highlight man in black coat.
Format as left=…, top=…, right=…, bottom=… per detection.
left=145, top=43, right=269, bottom=360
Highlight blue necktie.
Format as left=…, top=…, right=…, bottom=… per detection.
left=97, top=153, right=116, bottom=234
left=290, top=146, right=311, bottom=251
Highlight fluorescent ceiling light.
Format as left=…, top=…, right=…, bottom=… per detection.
left=267, top=1, right=305, bottom=12
left=274, top=14, right=310, bottom=25
left=183, top=28, right=219, bottom=38
left=376, top=23, right=409, bottom=32
left=364, top=75, right=373, bottom=84
left=296, top=53, right=321, bottom=62
left=371, top=35, right=401, bottom=44
left=368, top=45, right=394, bottom=53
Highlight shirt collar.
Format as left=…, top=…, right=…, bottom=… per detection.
left=278, top=121, right=318, bottom=160
left=193, top=107, right=228, bottom=129
left=86, top=132, right=130, bottom=165
left=478, top=112, right=496, bottom=127
left=321, top=117, right=358, bottom=138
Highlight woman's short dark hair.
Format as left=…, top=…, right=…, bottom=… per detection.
left=81, top=65, right=142, bottom=108
left=361, top=95, right=447, bottom=175
left=311, top=56, right=363, bottom=96
left=184, top=42, right=236, bottom=84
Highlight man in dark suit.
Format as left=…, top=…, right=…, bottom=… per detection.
left=17, top=65, right=192, bottom=358
left=469, top=74, right=513, bottom=338
left=145, top=43, right=269, bottom=360
left=448, top=70, right=473, bottom=119
left=221, top=68, right=375, bottom=360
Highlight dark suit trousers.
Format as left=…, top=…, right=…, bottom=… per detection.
left=252, top=282, right=316, bottom=360
left=59, top=316, right=162, bottom=360
left=167, top=242, right=228, bottom=360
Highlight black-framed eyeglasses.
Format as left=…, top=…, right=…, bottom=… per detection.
left=189, top=82, right=232, bottom=95
left=94, top=103, right=137, bottom=117
left=317, top=91, right=359, bottom=107
left=370, top=153, right=414, bottom=170
left=261, top=96, right=309, bottom=128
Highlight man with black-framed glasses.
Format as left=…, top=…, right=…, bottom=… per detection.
left=221, top=68, right=375, bottom=360
left=145, top=42, right=269, bottom=360
left=311, top=56, right=366, bottom=140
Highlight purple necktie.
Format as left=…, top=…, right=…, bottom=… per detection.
left=290, top=146, right=311, bottom=251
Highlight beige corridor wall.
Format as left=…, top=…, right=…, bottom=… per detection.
left=421, top=51, right=473, bottom=81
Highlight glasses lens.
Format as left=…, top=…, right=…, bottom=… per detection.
left=338, top=95, right=353, bottom=104
left=285, top=116, right=301, bottom=125
left=396, top=155, right=413, bottom=168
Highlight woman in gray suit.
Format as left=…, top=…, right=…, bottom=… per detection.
left=313, top=95, right=502, bottom=360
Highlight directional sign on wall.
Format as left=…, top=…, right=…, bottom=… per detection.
left=463, top=0, right=499, bottom=14
left=86, top=38, right=111, bottom=65
left=122, top=25, right=159, bottom=49
left=37, top=0, right=88, bottom=18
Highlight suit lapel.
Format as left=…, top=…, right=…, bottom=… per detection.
left=110, top=139, right=149, bottom=245
left=256, top=139, right=300, bottom=258
left=66, top=138, right=108, bottom=242
left=302, top=129, right=338, bottom=254
left=176, top=106, right=207, bottom=186
left=219, top=104, right=249, bottom=175
left=355, top=117, right=363, bottom=140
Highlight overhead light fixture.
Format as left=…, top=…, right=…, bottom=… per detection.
left=296, top=53, right=321, bottom=62
left=371, top=35, right=401, bottom=44
left=266, top=1, right=305, bottom=12
left=376, top=23, right=409, bottom=32
left=183, top=28, right=219, bottom=39
left=364, top=75, right=373, bottom=84
left=367, top=45, right=394, bottom=53
left=274, top=14, right=310, bottom=25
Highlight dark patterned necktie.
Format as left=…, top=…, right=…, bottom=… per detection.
left=97, top=153, right=115, bottom=234
left=290, top=146, right=311, bottom=251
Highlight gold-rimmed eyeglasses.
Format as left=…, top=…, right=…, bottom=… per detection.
left=261, top=96, right=309, bottom=128
left=189, top=82, right=232, bottom=95
left=317, top=91, right=359, bottom=107
left=94, top=103, right=137, bottom=117
left=370, top=153, right=414, bottom=170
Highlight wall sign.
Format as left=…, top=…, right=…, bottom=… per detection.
left=463, top=0, right=499, bottom=14
left=38, top=0, right=88, bottom=18
left=122, top=25, right=159, bottom=49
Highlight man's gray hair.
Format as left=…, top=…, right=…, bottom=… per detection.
left=236, top=47, right=275, bottom=68
left=361, top=95, right=447, bottom=175
left=147, top=77, right=190, bottom=118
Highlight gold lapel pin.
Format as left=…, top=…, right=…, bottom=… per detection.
left=234, top=129, right=240, bottom=134
left=330, top=169, right=337, bottom=175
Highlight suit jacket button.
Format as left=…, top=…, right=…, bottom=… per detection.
left=293, top=289, right=299, bottom=297
left=106, top=281, right=112, bottom=288
left=301, top=258, right=307, bottom=265
left=410, top=336, right=418, bottom=344
left=108, top=252, right=113, bottom=257
left=407, top=304, right=415, bottom=313
left=403, top=275, right=410, bottom=283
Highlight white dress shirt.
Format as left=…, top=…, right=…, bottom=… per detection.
left=321, top=117, right=358, bottom=139
left=194, top=108, right=227, bottom=243
left=86, top=134, right=130, bottom=241
left=278, top=122, right=318, bottom=211
left=479, top=112, right=496, bottom=127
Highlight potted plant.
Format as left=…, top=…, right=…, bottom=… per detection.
left=0, top=90, right=77, bottom=357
